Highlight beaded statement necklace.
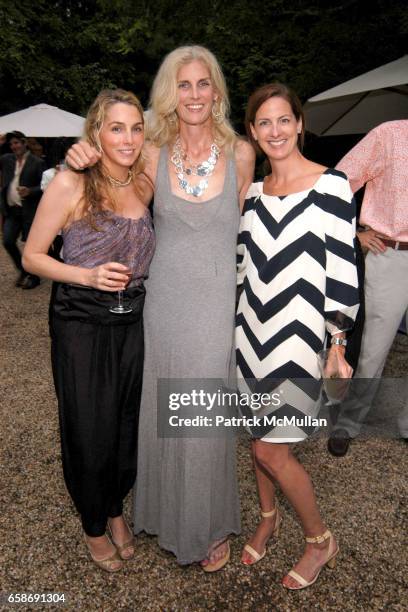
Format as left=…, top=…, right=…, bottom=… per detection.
left=171, top=137, right=220, bottom=198
left=106, top=169, right=133, bottom=188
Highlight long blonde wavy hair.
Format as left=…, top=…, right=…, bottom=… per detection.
left=146, top=46, right=237, bottom=154
left=78, top=89, right=145, bottom=227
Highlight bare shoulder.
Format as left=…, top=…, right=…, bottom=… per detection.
left=50, top=168, right=83, bottom=191
left=308, top=161, right=328, bottom=176
left=234, top=138, right=255, bottom=183
left=234, top=138, right=256, bottom=164
left=234, top=139, right=256, bottom=209
left=42, top=169, right=84, bottom=217
left=32, top=169, right=84, bottom=232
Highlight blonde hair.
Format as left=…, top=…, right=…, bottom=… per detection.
left=79, top=88, right=145, bottom=227
left=146, top=45, right=237, bottom=154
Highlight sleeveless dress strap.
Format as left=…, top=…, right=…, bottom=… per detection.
left=225, top=153, right=238, bottom=206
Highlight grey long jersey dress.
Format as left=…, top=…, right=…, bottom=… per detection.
left=133, top=145, right=241, bottom=564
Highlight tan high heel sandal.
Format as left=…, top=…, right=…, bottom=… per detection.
left=283, top=529, right=339, bottom=590
left=84, top=534, right=123, bottom=573
left=107, top=518, right=135, bottom=560
left=242, top=501, right=282, bottom=565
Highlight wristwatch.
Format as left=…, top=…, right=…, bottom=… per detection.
left=331, top=337, right=348, bottom=346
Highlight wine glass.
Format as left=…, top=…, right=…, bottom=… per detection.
left=109, top=258, right=133, bottom=314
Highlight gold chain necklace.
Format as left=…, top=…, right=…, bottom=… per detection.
left=106, top=169, right=133, bottom=188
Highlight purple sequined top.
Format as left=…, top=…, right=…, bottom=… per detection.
left=62, top=210, right=155, bottom=285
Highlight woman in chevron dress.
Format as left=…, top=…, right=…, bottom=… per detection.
left=236, top=83, right=359, bottom=589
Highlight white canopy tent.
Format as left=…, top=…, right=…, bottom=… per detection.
left=304, top=55, right=408, bottom=136
left=0, top=103, right=85, bottom=137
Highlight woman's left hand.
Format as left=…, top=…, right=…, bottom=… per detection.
left=323, top=347, right=353, bottom=402
left=325, top=346, right=353, bottom=378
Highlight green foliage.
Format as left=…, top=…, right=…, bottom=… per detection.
left=0, top=0, right=406, bottom=129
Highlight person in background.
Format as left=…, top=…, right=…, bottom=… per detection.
left=329, top=120, right=408, bottom=455
left=27, top=137, right=46, bottom=162
left=41, top=138, right=73, bottom=260
left=0, top=131, right=45, bottom=289
left=41, top=137, right=74, bottom=192
left=0, top=133, right=11, bottom=155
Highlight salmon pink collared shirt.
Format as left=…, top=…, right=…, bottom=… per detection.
left=336, top=120, right=408, bottom=241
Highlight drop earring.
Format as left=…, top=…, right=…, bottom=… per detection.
left=212, top=101, right=223, bottom=123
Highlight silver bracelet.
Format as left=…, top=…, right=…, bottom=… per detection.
left=331, top=337, right=347, bottom=346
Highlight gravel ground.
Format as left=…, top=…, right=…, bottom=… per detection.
left=1, top=244, right=407, bottom=612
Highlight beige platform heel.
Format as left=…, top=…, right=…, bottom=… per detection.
left=201, top=539, right=231, bottom=573
left=107, top=518, right=135, bottom=560
left=84, top=534, right=123, bottom=573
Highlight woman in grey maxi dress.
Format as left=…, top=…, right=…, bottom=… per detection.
left=133, top=147, right=241, bottom=564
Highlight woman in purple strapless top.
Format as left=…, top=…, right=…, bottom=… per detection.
left=23, top=89, right=155, bottom=572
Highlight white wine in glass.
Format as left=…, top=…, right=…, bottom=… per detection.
left=109, top=260, right=133, bottom=315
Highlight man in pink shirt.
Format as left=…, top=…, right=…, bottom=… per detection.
left=328, top=120, right=408, bottom=455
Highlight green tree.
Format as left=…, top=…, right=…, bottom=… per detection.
left=0, top=0, right=406, bottom=131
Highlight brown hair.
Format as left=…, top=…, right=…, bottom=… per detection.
left=78, top=89, right=145, bottom=227
left=245, top=82, right=305, bottom=155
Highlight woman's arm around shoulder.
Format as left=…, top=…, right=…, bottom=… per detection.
left=234, top=139, right=255, bottom=211
left=65, top=141, right=101, bottom=170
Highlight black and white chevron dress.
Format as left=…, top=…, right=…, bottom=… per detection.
left=236, top=169, right=359, bottom=442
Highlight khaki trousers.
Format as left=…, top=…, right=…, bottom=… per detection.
left=335, top=248, right=408, bottom=437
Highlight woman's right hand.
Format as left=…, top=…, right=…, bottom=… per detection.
left=66, top=140, right=101, bottom=170
left=87, top=263, right=131, bottom=291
